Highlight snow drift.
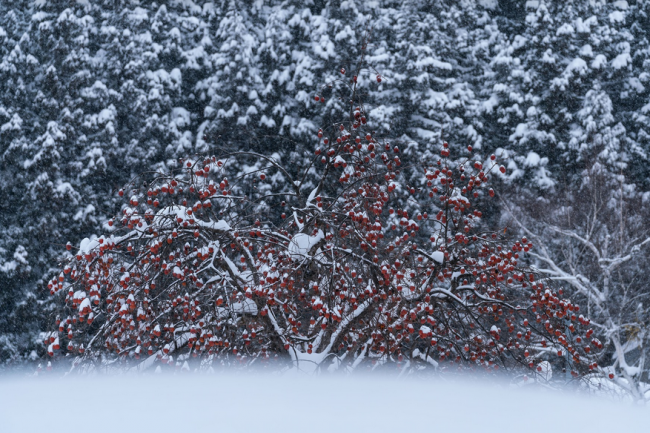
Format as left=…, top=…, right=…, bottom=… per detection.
left=0, top=373, right=647, bottom=433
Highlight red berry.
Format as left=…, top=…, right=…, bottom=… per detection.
left=376, top=75, right=382, bottom=83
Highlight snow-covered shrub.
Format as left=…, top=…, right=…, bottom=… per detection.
left=47, top=62, right=601, bottom=379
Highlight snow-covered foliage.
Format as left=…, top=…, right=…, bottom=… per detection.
left=0, top=0, right=648, bottom=400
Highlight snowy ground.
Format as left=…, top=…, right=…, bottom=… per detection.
left=1, top=372, right=648, bottom=432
